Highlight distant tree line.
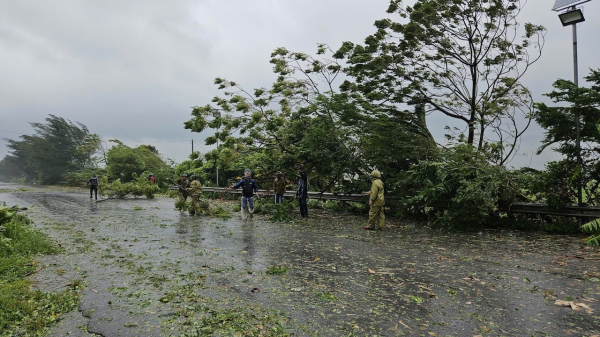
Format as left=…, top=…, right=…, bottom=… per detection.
left=0, top=115, right=174, bottom=191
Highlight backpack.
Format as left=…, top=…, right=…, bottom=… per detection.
left=242, top=178, right=254, bottom=197
left=90, top=177, right=98, bottom=187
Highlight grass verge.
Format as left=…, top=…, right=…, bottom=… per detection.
left=0, top=203, right=80, bottom=337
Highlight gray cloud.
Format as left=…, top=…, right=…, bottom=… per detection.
left=0, top=0, right=598, bottom=171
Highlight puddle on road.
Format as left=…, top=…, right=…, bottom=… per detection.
left=1, top=183, right=600, bottom=336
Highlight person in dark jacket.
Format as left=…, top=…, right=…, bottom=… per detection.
left=296, top=170, right=308, bottom=218
left=86, top=174, right=99, bottom=200
left=273, top=171, right=286, bottom=204
left=230, top=169, right=258, bottom=220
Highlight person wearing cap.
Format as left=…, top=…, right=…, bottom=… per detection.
left=273, top=171, right=286, bottom=204
left=364, top=169, right=385, bottom=230
left=86, top=174, right=99, bottom=200
left=230, top=169, right=258, bottom=220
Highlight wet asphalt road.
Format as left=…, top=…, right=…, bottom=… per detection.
left=2, top=182, right=600, bottom=336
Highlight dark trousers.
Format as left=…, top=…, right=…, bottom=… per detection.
left=90, top=186, right=98, bottom=199
left=299, top=197, right=308, bottom=217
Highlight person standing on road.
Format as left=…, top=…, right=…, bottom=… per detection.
left=86, top=174, right=99, bottom=200
left=364, top=169, right=385, bottom=230
left=176, top=174, right=190, bottom=211
left=187, top=175, right=204, bottom=215
left=296, top=168, right=308, bottom=218
left=273, top=171, right=286, bottom=204
left=230, top=169, right=258, bottom=220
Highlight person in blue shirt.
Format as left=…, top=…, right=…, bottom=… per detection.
left=230, top=169, right=258, bottom=220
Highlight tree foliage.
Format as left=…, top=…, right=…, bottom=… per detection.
left=185, top=45, right=436, bottom=193
left=105, top=140, right=172, bottom=183
left=0, top=115, right=100, bottom=183
left=336, top=0, right=545, bottom=165
left=533, top=69, right=600, bottom=207
left=400, top=144, right=520, bottom=228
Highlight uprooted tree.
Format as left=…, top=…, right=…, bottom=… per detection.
left=184, top=45, right=436, bottom=194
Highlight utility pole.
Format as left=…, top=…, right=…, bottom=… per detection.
left=191, top=139, right=194, bottom=157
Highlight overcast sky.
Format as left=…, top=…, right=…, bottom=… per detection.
left=1, top=0, right=599, bottom=170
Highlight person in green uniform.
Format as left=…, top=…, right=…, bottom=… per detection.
left=176, top=174, right=190, bottom=211
left=364, top=169, right=385, bottom=230
left=187, top=175, right=204, bottom=215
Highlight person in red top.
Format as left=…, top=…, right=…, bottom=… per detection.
left=149, top=174, right=155, bottom=185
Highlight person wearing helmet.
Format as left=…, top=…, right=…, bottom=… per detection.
left=364, top=169, right=385, bottom=230
left=273, top=171, right=286, bottom=204
left=230, top=169, right=258, bottom=220
left=177, top=173, right=190, bottom=188
left=187, top=175, right=204, bottom=215
left=86, top=174, right=99, bottom=200
left=176, top=174, right=190, bottom=211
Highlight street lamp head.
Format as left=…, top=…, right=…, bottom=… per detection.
left=559, top=8, right=586, bottom=26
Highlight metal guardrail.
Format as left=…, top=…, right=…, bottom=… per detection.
left=171, top=186, right=372, bottom=203
left=507, top=203, right=600, bottom=218
left=171, top=186, right=600, bottom=218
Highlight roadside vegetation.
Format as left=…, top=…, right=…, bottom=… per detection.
left=0, top=203, right=80, bottom=336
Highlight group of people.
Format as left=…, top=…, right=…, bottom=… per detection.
left=227, top=168, right=308, bottom=221
left=88, top=165, right=385, bottom=230
left=228, top=167, right=384, bottom=230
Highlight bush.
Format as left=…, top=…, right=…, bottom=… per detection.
left=100, top=172, right=160, bottom=199
left=254, top=198, right=296, bottom=222
left=63, top=168, right=107, bottom=187
left=400, top=145, right=520, bottom=230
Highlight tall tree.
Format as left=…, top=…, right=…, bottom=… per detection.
left=184, top=45, right=365, bottom=192
left=336, top=0, right=545, bottom=165
left=105, top=141, right=171, bottom=182
left=185, top=45, right=438, bottom=193
left=533, top=69, right=600, bottom=206
left=0, top=115, right=99, bottom=183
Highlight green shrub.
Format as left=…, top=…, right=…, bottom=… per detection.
left=100, top=173, right=160, bottom=199
left=254, top=199, right=296, bottom=222
left=62, top=168, right=107, bottom=187
left=400, top=145, right=520, bottom=230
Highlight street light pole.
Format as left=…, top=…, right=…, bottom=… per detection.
left=554, top=0, right=589, bottom=209
left=572, top=18, right=583, bottom=208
